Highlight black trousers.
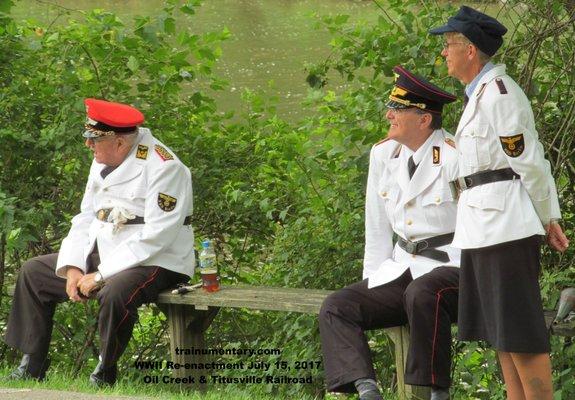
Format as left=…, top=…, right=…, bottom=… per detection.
left=4, top=252, right=188, bottom=368
left=319, top=267, right=459, bottom=393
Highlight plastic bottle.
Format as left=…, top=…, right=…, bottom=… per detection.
left=198, top=239, right=220, bottom=292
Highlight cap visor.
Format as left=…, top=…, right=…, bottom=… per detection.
left=386, top=100, right=410, bottom=109
left=429, top=24, right=456, bottom=35
left=83, top=130, right=98, bottom=138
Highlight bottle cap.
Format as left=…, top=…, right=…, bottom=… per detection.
left=201, top=240, right=210, bottom=248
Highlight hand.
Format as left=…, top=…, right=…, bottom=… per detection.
left=66, top=267, right=85, bottom=302
left=77, top=272, right=100, bottom=298
left=545, top=221, right=569, bottom=252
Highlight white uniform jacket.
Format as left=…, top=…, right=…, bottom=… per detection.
left=363, top=129, right=461, bottom=289
left=453, top=64, right=561, bottom=249
left=55, top=128, right=195, bottom=279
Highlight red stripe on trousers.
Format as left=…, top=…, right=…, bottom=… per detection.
left=431, top=286, right=458, bottom=386
left=111, top=267, right=161, bottom=361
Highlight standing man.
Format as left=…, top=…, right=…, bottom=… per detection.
left=319, top=66, right=459, bottom=400
left=4, top=99, right=194, bottom=386
left=430, top=6, right=569, bottom=399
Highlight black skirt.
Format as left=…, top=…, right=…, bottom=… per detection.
left=458, top=235, right=550, bottom=353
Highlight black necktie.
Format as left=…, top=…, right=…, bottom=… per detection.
left=408, top=156, right=418, bottom=180
left=100, top=166, right=117, bottom=179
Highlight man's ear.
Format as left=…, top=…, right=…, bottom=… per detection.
left=420, top=112, right=433, bottom=129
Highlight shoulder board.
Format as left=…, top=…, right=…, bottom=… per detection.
left=444, top=138, right=456, bottom=148
left=154, top=144, right=174, bottom=161
left=374, top=137, right=389, bottom=146
left=495, top=78, right=508, bottom=94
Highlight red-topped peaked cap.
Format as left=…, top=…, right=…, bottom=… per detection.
left=83, top=98, right=145, bottom=138
left=387, top=65, right=456, bottom=114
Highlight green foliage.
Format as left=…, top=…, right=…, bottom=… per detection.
left=1, top=0, right=574, bottom=399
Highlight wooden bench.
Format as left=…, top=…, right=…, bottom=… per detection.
left=156, top=285, right=429, bottom=399
left=156, top=285, right=575, bottom=400
left=6, top=284, right=575, bottom=400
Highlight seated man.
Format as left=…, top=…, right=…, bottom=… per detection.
left=319, top=66, right=459, bottom=400
left=4, top=98, right=194, bottom=386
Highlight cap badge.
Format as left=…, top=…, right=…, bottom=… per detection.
left=391, top=87, right=408, bottom=97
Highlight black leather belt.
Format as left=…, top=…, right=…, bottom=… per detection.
left=449, top=168, right=520, bottom=199
left=96, top=209, right=192, bottom=225
left=397, top=232, right=454, bottom=263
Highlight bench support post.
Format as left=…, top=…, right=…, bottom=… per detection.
left=387, top=326, right=431, bottom=400
left=162, top=303, right=219, bottom=387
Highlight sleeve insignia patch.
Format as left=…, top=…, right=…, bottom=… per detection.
left=499, top=134, right=525, bottom=157
left=154, top=145, right=174, bottom=161
left=444, top=138, right=456, bottom=148
left=136, top=144, right=148, bottom=160
left=433, top=146, right=441, bottom=164
left=495, top=78, right=508, bottom=94
left=158, top=193, right=177, bottom=211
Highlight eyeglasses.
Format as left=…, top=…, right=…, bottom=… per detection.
left=87, top=135, right=116, bottom=144
left=442, top=41, right=468, bottom=50
left=387, top=107, right=417, bottom=115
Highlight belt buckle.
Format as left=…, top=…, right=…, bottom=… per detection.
left=457, top=176, right=469, bottom=190
left=448, top=179, right=461, bottom=200
left=97, top=209, right=107, bottom=221
left=404, top=241, right=418, bottom=254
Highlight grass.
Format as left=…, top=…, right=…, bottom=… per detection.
left=0, top=366, right=341, bottom=400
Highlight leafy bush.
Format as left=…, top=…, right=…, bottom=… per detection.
left=1, top=0, right=573, bottom=398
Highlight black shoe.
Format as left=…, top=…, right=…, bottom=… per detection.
left=6, top=354, right=51, bottom=381
left=431, top=386, right=450, bottom=400
left=89, top=360, right=117, bottom=387
left=359, top=390, right=383, bottom=400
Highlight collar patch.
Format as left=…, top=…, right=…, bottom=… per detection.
left=136, top=144, right=148, bottom=160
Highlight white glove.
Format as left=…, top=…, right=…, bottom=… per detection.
left=107, top=207, right=136, bottom=234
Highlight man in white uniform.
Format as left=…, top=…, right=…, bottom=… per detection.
left=4, top=99, right=194, bottom=386
left=430, top=6, right=569, bottom=399
left=319, top=66, right=459, bottom=400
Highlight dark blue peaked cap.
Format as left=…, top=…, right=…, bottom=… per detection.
left=387, top=65, right=456, bottom=114
left=429, top=6, right=507, bottom=56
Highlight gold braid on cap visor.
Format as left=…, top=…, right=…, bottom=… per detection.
left=388, top=95, right=427, bottom=110
left=84, top=123, right=117, bottom=137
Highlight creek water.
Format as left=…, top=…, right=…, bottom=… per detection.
left=11, top=0, right=380, bottom=120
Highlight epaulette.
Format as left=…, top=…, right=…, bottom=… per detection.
left=154, top=144, right=174, bottom=161
left=495, top=78, right=508, bottom=94
left=444, top=138, right=456, bottom=148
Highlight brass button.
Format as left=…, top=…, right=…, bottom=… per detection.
left=435, top=197, right=441, bottom=203
left=381, top=191, right=387, bottom=197
left=407, top=220, right=413, bottom=225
